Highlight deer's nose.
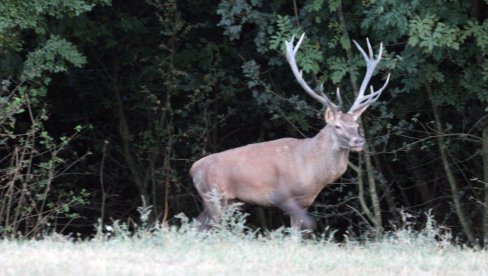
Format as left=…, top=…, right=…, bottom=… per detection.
left=350, top=137, right=365, bottom=148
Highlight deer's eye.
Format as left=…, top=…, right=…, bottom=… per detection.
left=335, top=125, right=341, bottom=129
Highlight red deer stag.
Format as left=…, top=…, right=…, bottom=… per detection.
left=191, top=33, right=390, bottom=232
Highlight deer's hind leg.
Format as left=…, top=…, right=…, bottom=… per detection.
left=194, top=188, right=229, bottom=231
left=195, top=208, right=212, bottom=231
left=192, top=170, right=219, bottom=230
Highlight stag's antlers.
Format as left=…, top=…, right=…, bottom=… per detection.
left=349, top=38, right=391, bottom=114
left=285, top=33, right=342, bottom=113
left=284, top=33, right=390, bottom=115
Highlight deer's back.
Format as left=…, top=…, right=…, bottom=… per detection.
left=191, top=138, right=312, bottom=206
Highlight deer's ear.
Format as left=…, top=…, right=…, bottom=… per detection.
left=324, top=107, right=336, bottom=123
left=351, top=105, right=369, bottom=121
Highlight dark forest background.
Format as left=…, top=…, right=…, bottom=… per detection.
left=1, top=0, right=488, bottom=246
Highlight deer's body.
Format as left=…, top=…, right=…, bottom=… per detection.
left=191, top=126, right=349, bottom=209
left=191, top=34, right=390, bottom=231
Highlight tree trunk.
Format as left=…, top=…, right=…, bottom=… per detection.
left=113, top=62, right=149, bottom=207
left=482, top=123, right=488, bottom=246
left=373, top=154, right=400, bottom=223
left=426, top=83, right=476, bottom=245
left=472, top=0, right=488, bottom=247
left=406, top=155, right=434, bottom=210
left=338, top=7, right=383, bottom=234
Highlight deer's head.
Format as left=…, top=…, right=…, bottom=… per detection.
left=285, top=34, right=390, bottom=152
left=325, top=108, right=364, bottom=152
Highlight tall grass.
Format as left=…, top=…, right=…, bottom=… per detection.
left=1, top=207, right=487, bottom=275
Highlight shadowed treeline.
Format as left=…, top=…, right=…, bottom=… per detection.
left=1, top=0, right=488, bottom=246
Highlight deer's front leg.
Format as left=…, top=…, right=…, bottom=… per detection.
left=277, top=200, right=316, bottom=232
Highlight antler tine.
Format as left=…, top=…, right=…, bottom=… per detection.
left=351, top=73, right=391, bottom=112
left=284, top=33, right=341, bottom=112
left=378, top=42, right=383, bottom=61
left=348, top=39, right=388, bottom=114
left=366, top=38, right=373, bottom=57
left=294, top=33, right=305, bottom=55
left=335, top=87, right=343, bottom=110
left=319, top=84, right=343, bottom=110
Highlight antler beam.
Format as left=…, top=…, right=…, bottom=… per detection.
left=284, top=33, right=341, bottom=112
left=348, top=38, right=391, bottom=114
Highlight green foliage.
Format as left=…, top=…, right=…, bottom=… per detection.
left=242, top=60, right=261, bottom=88
left=297, top=42, right=324, bottom=74
left=217, top=0, right=263, bottom=40
left=269, top=15, right=294, bottom=50
left=362, top=0, right=420, bottom=42
left=304, top=0, right=324, bottom=12
left=22, top=35, right=87, bottom=81
left=464, top=20, right=488, bottom=53
left=408, top=15, right=463, bottom=53
left=269, top=17, right=323, bottom=75
left=326, top=0, right=341, bottom=13
left=327, top=56, right=350, bottom=84
left=0, top=0, right=110, bottom=32
left=0, top=0, right=110, bottom=83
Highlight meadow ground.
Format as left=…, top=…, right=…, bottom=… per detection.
left=1, top=224, right=488, bottom=276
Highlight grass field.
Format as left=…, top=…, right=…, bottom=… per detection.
left=2, top=223, right=488, bottom=276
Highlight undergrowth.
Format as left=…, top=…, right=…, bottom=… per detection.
left=84, top=199, right=457, bottom=252
left=2, top=203, right=487, bottom=276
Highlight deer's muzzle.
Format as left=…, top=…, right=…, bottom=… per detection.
left=349, top=137, right=365, bottom=152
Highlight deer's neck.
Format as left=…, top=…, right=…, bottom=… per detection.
left=304, top=126, right=350, bottom=184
